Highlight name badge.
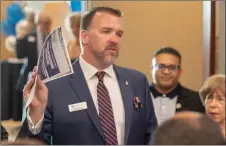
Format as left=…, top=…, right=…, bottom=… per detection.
left=28, top=36, right=36, bottom=42
left=68, top=102, right=87, bottom=112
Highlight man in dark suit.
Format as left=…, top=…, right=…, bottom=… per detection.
left=149, top=47, right=205, bottom=125
left=18, top=7, right=157, bottom=145
left=16, top=12, right=51, bottom=91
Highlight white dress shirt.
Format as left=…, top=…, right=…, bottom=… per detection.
left=151, top=93, right=178, bottom=125
left=27, top=56, right=125, bottom=144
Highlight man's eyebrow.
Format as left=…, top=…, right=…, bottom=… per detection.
left=100, top=27, right=112, bottom=30
left=100, top=27, right=124, bottom=33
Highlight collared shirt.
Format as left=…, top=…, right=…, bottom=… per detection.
left=79, top=56, right=125, bottom=145
left=150, top=84, right=181, bottom=125
left=28, top=56, right=125, bottom=145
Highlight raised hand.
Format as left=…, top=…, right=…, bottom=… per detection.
left=23, top=66, right=48, bottom=124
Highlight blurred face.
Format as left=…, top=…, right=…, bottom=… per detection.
left=71, top=21, right=80, bottom=39
left=16, top=21, right=33, bottom=38
left=38, top=17, right=51, bottom=34
left=151, top=53, right=182, bottom=90
left=205, top=88, right=225, bottom=124
left=81, top=12, right=123, bottom=68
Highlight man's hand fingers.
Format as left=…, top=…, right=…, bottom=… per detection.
left=33, top=66, right=38, bottom=73
left=30, top=71, right=37, bottom=80
left=23, top=77, right=35, bottom=99
left=36, top=75, right=46, bottom=90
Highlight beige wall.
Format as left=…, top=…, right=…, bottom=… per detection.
left=42, top=2, right=70, bottom=32
left=0, top=1, right=15, bottom=60
left=91, top=1, right=203, bottom=91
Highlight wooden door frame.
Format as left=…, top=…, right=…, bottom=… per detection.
left=209, top=1, right=216, bottom=76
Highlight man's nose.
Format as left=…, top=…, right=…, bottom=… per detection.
left=163, top=67, right=170, bottom=74
left=110, top=33, right=121, bottom=44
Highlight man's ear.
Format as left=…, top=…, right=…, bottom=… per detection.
left=80, top=30, right=89, bottom=45
left=178, top=67, right=183, bottom=76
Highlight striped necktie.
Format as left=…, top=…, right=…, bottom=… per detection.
left=96, top=71, right=118, bottom=145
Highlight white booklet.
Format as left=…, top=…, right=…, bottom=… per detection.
left=24, top=26, right=73, bottom=110
left=37, top=26, right=73, bottom=83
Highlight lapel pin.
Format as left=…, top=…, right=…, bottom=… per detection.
left=176, top=103, right=182, bottom=109
left=125, top=81, right=128, bottom=85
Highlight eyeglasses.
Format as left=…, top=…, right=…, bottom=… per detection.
left=154, top=64, right=180, bottom=72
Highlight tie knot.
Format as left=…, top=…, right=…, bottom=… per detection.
left=96, top=71, right=106, bottom=81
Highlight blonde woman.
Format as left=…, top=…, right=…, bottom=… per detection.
left=199, top=74, right=225, bottom=138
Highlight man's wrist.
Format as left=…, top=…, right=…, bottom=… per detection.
left=29, top=109, right=44, bottom=125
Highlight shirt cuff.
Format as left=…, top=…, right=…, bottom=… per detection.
left=27, top=108, right=44, bottom=135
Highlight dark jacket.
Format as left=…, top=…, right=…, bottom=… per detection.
left=16, top=32, right=38, bottom=91
left=150, top=83, right=205, bottom=113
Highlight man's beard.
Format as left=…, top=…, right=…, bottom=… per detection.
left=96, top=44, right=119, bottom=66
left=103, top=54, right=118, bottom=65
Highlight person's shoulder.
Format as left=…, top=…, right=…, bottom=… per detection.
left=180, top=84, right=199, bottom=96
left=180, top=84, right=205, bottom=112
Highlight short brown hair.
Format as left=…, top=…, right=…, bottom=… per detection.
left=153, top=113, right=225, bottom=145
left=153, top=46, right=182, bottom=66
left=81, top=6, right=123, bottom=30
left=199, top=74, right=225, bottom=105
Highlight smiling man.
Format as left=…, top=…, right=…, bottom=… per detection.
left=149, top=47, right=205, bottom=125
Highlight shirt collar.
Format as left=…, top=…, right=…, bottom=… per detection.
left=79, top=55, right=116, bottom=80
left=150, top=83, right=181, bottom=99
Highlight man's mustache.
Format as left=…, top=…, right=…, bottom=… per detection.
left=106, top=43, right=118, bottom=50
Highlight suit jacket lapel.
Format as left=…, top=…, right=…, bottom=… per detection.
left=176, top=86, right=186, bottom=112
left=114, top=65, right=134, bottom=144
left=69, top=60, right=105, bottom=142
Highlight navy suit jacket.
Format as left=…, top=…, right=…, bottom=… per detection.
left=18, top=60, right=157, bottom=145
